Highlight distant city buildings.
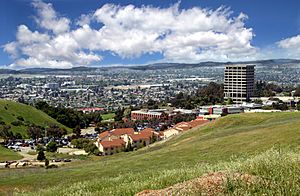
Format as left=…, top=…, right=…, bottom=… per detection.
left=224, top=65, right=255, bottom=104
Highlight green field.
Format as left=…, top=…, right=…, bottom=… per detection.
left=0, top=100, right=70, bottom=138
left=0, top=146, right=22, bottom=162
left=0, top=112, right=300, bottom=195
left=101, top=112, right=115, bottom=120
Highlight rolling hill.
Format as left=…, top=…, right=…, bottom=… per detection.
left=1, top=58, right=300, bottom=74
left=0, top=112, right=300, bottom=195
left=0, top=100, right=69, bottom=138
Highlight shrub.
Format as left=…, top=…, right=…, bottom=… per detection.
left=37, top=150, right=46, bottom=161
left=46, top=141, right=58, bottom=152
left=17, top=116, right=24, bottom=121
left=11, top=120, right=23, bottom=126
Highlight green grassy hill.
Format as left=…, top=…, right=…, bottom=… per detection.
left=0, top=146, right=22, bottom=162
left=1, top=112, right=300, bottom=195
left=0, top=100, right=70, bottom=138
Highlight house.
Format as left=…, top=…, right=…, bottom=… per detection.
left=140, top=128, right=160, bottom=141
left=188, top=119, right=209, bottom=128
left=96, top=128, right=135, bottom=146
left=162, top=128, right=179, bottom=139
left=98, top=139, right=125, bottom=155
left=128, top=134, right=151, bottom=148
left=174, top=122, right=192, bottom=132
left=111, top=128, right=134, bottom=136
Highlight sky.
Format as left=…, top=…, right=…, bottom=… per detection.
left=1, top=0, right=300, bottom=69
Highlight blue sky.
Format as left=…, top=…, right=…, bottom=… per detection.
left=1, top=0, right=300, bottom=68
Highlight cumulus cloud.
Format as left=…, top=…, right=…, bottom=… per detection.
left=32, top=0, right=70, bottom=34
left=3, top=0, right=257, bottom=68
left=276, top=35, right=300, bottom=58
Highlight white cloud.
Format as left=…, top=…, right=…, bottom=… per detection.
left=3, top=42, right=19, bottom=59
left=16, top=25, right=50, bottom=44
left=3, top=0, right=258, bottom=68
left=277, top=35, right=300, bottom=49
left=32, top=0, right=70, bottom=34
left=276, top=35, right=300, bottom=58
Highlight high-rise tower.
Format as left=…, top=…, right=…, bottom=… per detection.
left=224, top=64, right=255, bottom=104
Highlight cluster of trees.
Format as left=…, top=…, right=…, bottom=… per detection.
left=254, top=81, right=283, bottom=97
left=71, top=138, right=99, bottom=155
left=0, top=125, right=23, bottom=143
left=169, top=82, right=224, bottom=109
left=35, top=101, right=102, bottom=128
left=27, top=124, right=67, bottom=140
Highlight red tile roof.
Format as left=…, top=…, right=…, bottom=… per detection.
left=140, top=128, right=155, bottom=138
left=112, top=128, right=134, bottom=136
left=188, top=120, right=209, bottom=128
left=129, top=134, right=150, bottom=141
left=99, top=131, right=110, bottom=139
left=100, top=139, right=125, bottom=148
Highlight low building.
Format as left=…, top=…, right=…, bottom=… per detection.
left=131, top=109, right=167, bottom=120
left=162, top=128, right=179, bottom=139
left=128, top=134, right=151, bottom=148
left=98, top=139, right=125, bottom=156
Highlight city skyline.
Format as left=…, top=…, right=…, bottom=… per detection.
left=1, top=0, right=300, bottom=69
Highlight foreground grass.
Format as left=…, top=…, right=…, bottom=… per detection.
left=0, top=146, right=22, bottom=162
left=0, top=112, right=300, bottom=195
left=15, top=148, right=299, bottom=196
left=0, top=100, right=70, bottom=137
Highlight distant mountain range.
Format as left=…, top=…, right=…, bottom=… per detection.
left=1, top=59, right=300, bottom=74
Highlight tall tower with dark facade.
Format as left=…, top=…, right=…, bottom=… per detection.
left=224, top=64, right=255, bottom=104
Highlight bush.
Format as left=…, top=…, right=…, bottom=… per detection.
left=17, top=116, right=24, bottom=121
left=45, top=159, right=49, bottom=167
left=71, top=138, right=90, bottom=149
left=46, top=164, right=58, bottom=169
left=37, top=150, right=46, bottom=161
left=36, top=144, right=45, bottom=152
left=46, top=141, right=58, bottom=152
left=83, top=141, right=99, bottom=155
left=11, top=120, right=24, bottom=126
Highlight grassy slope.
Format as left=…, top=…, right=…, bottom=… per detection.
left=0, top=146, right=22, bottom=162
left=0, top=112, right=300, bottom=195
left=0, top=100, right=70, bottom=138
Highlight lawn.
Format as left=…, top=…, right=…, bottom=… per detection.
left=101, top=112, right=115, bottom=120
left=0, top=146, right=22, bottom=162
left=0, top=112, right=300, bottom=195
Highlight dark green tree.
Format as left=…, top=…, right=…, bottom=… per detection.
left=73, top=125, right=81, bottom=137
left=37, top=150, right=46, bottom=161
left=46, top=141, right=58, bottom=152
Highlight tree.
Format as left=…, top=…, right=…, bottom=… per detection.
left=73, top=125, right=81, bottom=137
left=46, top=124, right=67, bottom=138
left=294, top=86, right=300, bottom=97
left=114, top=108, right=124, bottom=122
left=125, top=142, right=133, bottom=152
left=71, top=138, right=90, bottom=149
left=227, top=98, right=234, bottom=105
left=151, top=135, right=157, bottom=144
left=0, top=125, right=13, bottom=144
left=142, top=140, right=146, bottom=147
left=45, top=159, right=49, bottom=167
left=94, top=127, right=100, bottom=133
left=297, top=102, right=300, bottom=111
left=37, top=150, right=46, bottom=161
left=46, top=141, right=58, bottom=152
left=83, top=141, right=99, bottom=155
left=27, top=126, right=42, bottom=140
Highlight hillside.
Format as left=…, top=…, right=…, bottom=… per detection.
left=0, top=146, right=22, bottom=162
left=0, top=112, right=300, bottom=195
left=0, top=100, right=69, bottom=138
